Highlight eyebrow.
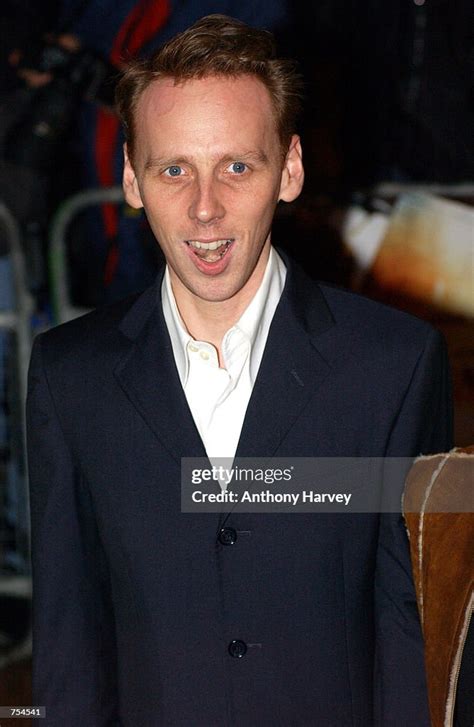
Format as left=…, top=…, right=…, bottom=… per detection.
left=144, top=150, right=269, bottom=171
left=222, top=150, right=269, bottom=164
left=144, top=156, right=187, bottom=171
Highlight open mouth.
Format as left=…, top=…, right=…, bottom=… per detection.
left=185, top=239, right=234, bottom=263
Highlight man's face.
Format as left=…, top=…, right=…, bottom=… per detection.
left=123, top=74, right=304, bottom=308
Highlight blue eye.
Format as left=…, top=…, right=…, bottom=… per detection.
left=229, top=162, right=247, bottom=174
left=165, top=166, right=183, bottom=177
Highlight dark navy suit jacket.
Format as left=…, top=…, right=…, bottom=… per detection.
left=27, top=255, right=452, bottom=726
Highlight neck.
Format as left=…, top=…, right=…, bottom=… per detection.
left=177, top=297, right=245, bottom=354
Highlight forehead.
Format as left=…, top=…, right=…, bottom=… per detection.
left=133, top=75, right=279, bottom=160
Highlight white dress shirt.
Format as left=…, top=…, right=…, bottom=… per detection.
left=161, top=247, right=286, bottom=465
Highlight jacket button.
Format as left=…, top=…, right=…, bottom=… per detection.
left=218, top=527, right=237, bottom=545
left=228, top=640, right=247, bottom=658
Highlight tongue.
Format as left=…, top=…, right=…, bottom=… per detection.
left=193, top=242, right=228, bottom=262
left=195, top=248, right=222, bottom=262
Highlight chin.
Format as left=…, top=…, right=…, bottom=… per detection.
left=193, top=287, right=240, bottom=304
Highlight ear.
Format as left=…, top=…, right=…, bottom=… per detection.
left=122, top=143, right=144, bottom=209
left=279, top=135, right=304, bottom=203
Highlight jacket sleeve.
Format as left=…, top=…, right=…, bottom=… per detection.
left=27, top=334, right=120, bottom=726
left=374, top=327, right=453, bottom=726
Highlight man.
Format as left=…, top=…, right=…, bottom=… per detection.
left=27, top=15, right=452, bottom=726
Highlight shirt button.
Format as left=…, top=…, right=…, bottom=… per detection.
left=218, top=527, right=237, bottom=546
left=188, top=344, right=198, bottom=352
left=228, top=640, right=247, bottom=658
left=200, top=351, right=210, bottom=361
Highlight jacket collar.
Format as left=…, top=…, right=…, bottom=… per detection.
left=114, top=251, right=335, bottom=462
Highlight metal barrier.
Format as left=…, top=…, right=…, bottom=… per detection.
left=0, top=203, right=34, bottom=574
left=49, top=186, right=125, bottom=324
left=0, top=203, right=34, bottom=667
left=0, top=203, right=35, bottom=408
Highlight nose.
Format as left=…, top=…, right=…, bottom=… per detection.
left=188, top=177, right=225, bottom=224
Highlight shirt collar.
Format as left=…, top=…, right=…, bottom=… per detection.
left=161, top=246, right=286, bottom=386
left=161, top=266, right=193, bottom=384
left=228, top=246, right=286, bottom=384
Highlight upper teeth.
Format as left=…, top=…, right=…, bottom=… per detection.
left=188, top=239, right=231, bottom=250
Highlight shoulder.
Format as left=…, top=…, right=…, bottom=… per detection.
left=318, top=281, right=438, bottom=347
left=280, top=253, right=448, bottom=382
left=283, top=249, right=443, bottom=362
left=315, top=281, right=447, bottom=386
left=33, top=284, right=157, bottom=367
left=282, top=251, right=439, bottom=353
left=28, top=284, right=161, bottom=418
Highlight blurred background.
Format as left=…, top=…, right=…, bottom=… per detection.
left=0, top=1, right=472, bottom=721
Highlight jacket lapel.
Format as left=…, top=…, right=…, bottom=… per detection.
left=113, top=257, right=335, bottom=463
left=235, top=258, right=334, bottom=458
left=114, top=278, right=207, bottom=464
